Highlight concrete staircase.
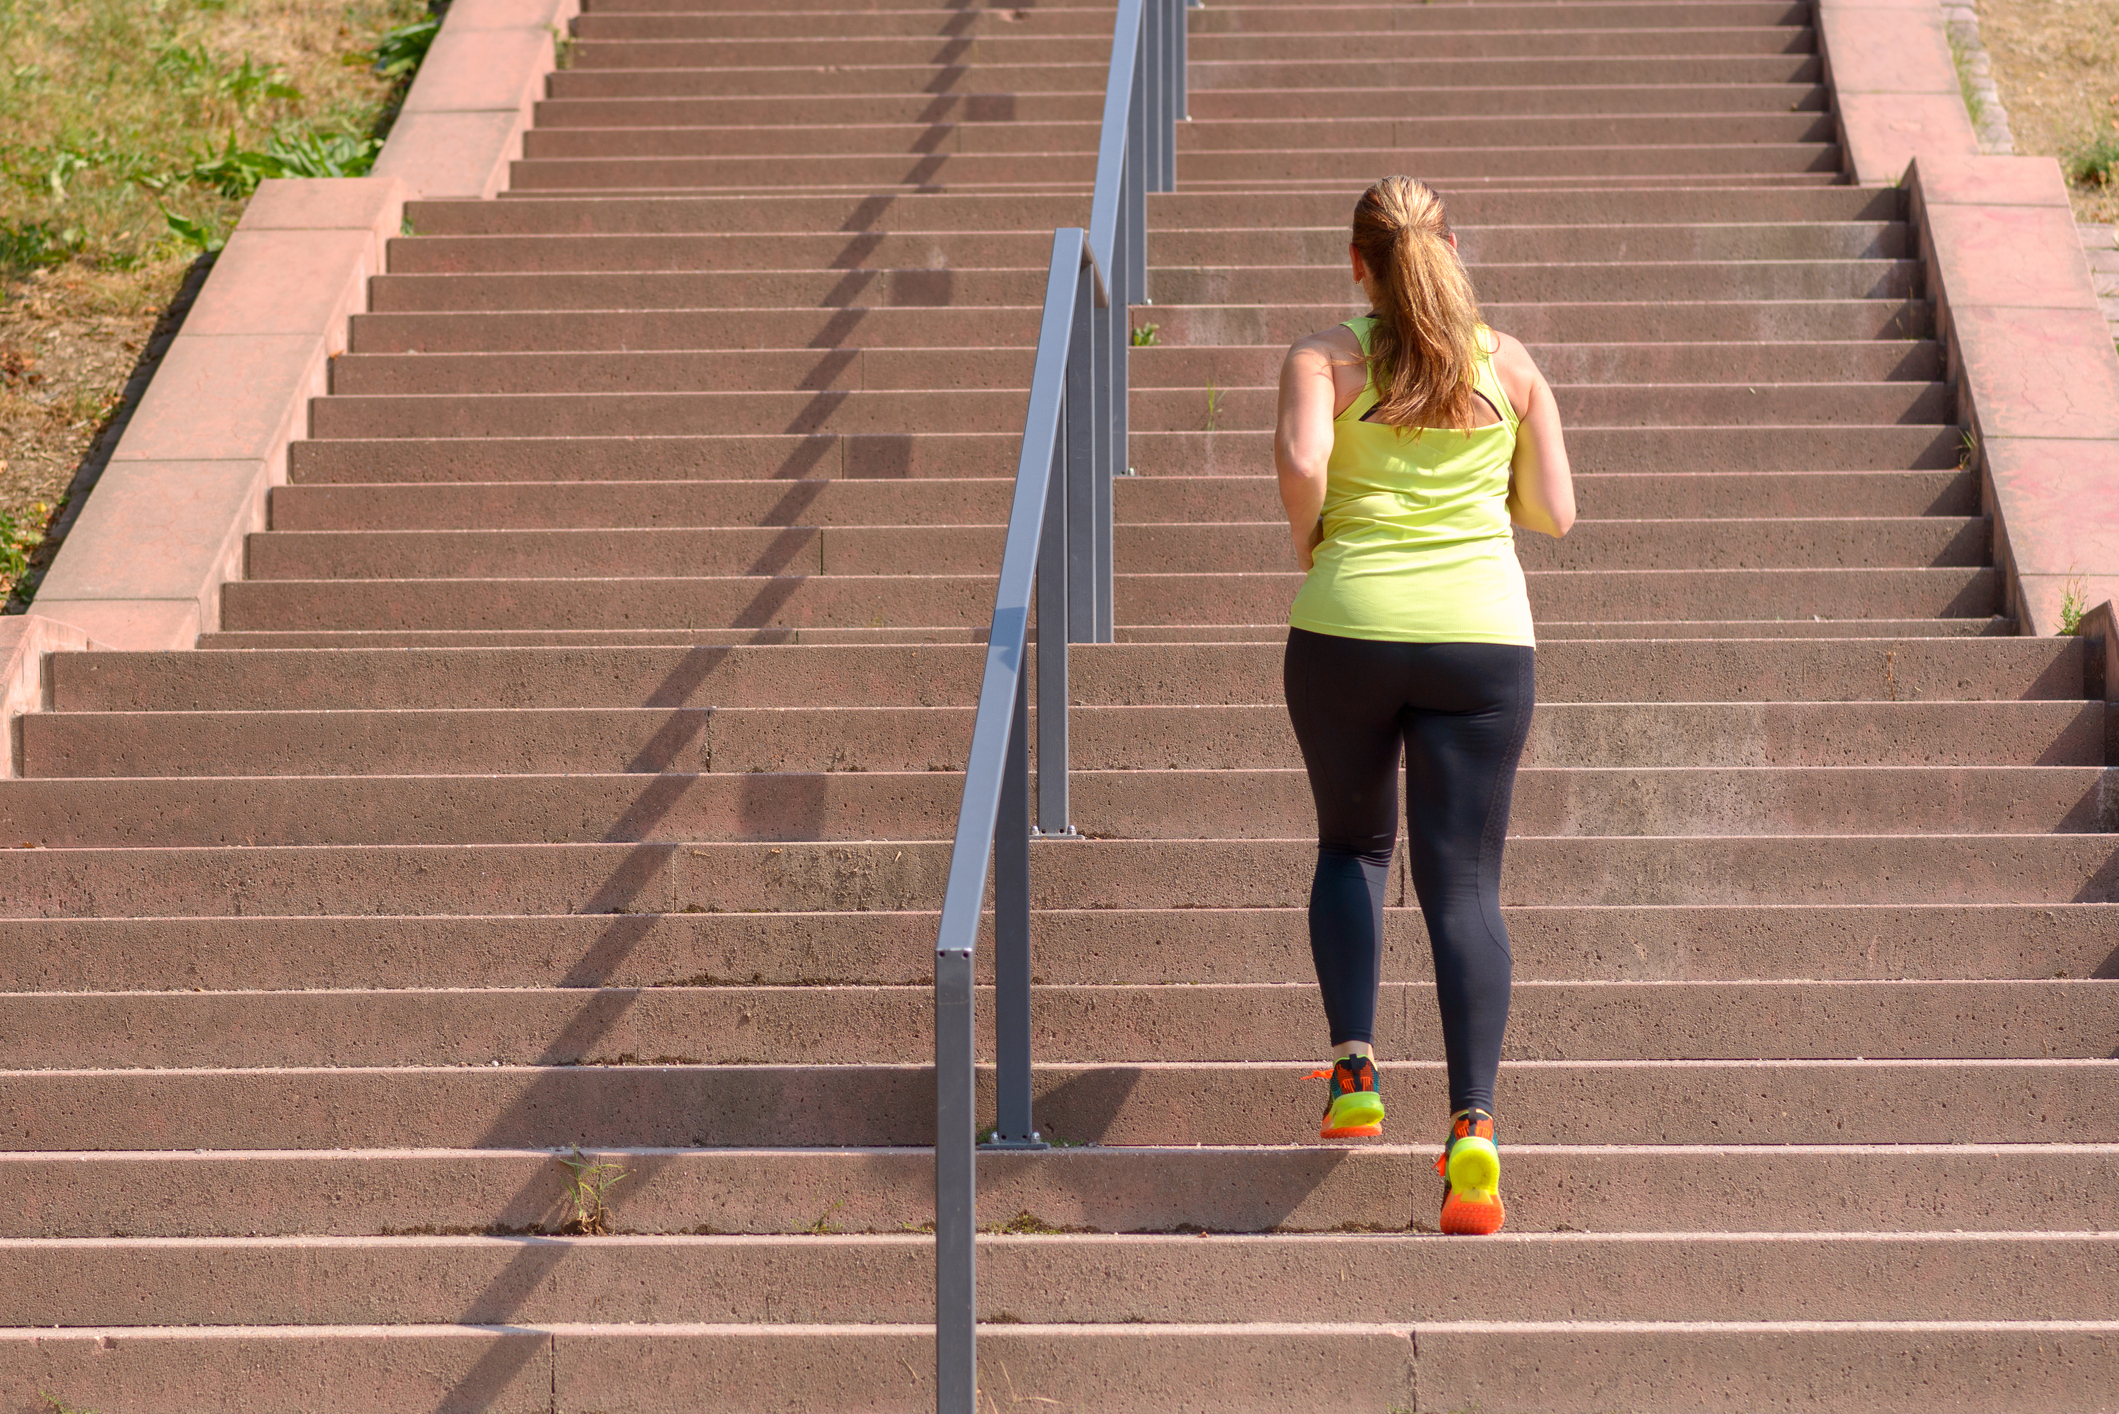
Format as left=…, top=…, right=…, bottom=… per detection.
left=3, top=1, right=2115, bottom=1410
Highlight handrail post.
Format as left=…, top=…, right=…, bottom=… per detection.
left=1126, top=47, right=1148, bottom=302
left=1042, top=334, right=1076, bottom=831
left=1063, top=255, right=1098, bottom=655
left=1176, top=0, right=1191, bottom=127
left=989, top=665, right=1042, bottom=1147
left=934, top=936, right=976, bottom=1410
left=1142, top=0, right=1164, bottom=193
left=1169, top=0, right=1182, bottom=178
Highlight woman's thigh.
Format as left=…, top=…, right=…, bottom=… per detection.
left=1282, top=628, right=1410, bottom=856
left=1397, top=644, right=1536, bottom=870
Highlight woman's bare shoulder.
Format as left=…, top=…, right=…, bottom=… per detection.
left=1485, top=328, right=1541, bottom=374
left=1484, top=327, right=1543, bottom=409
left=1286, top=321, right=1365, bottom=366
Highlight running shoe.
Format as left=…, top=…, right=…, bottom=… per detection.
left=1309, top=1054, right=1385, bottom=1139
left=1435, top=1108, right=1505, bottom=1235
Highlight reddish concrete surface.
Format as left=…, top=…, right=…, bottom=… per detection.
left=2, top=1, right=2114, bottom=1410
left=1905, top=155, right=2119, bottom=634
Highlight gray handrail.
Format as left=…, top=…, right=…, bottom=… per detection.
left=932, top=3, right=1187, bottom=1410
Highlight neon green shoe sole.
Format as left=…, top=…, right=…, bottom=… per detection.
left=1439, top=1135, right=1504, bottom=1235
left=1321, top=1089, right=1385, bottom=1139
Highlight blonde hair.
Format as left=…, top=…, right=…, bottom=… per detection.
left=1350, top=176, right=1483, bottom=432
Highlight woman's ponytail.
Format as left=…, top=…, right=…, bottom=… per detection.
left=1350, top=176, right=1483, bottom=433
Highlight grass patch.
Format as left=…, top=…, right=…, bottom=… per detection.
left=0, top=0, right=432, bottom=606
left=0, top=0, right=427, bottom=270
left=1973, top=0, right=2119, bottom=223
left=2067, top=130, right=2119, bottom=187
left=1945, top=24, right=1989, bottom=131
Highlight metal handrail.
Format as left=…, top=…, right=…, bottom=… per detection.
left=931, top=2, right=1187, bottom=1409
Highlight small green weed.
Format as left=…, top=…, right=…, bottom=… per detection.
left=2058, top=570, right=2088, bottom=637
left=40, top=1393, right=97, bottom=1414
left=806, top=1199, right=847, bottom=1235
left=178, top=129, right=383, bottom=201
left=0, top=220, right=84, bottom=269
left=1129, top=321, right=1159, bottom=346
left=2068, top=131, right=2119, bottom=188
left=0, top=504, right=46, bottom=593
left=1957, top=427, right=1980, bottom=471
left=556, top=1147, right=627, bottom=1235
left=985, top=1210, right=1063, bottom=1235
left=1945, top=26, right=1985, bottom=130
left=159, top=204, right=222, bottom=254
left=1204, top=373, right=1225, bottom=432
left=372, top=17, right=443, bottom=80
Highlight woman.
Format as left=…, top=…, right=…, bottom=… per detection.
left=1274, top=176, right=1574, bottom=1237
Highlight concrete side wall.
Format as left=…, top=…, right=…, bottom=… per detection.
left=1820, top=0, right=2119, bottom=645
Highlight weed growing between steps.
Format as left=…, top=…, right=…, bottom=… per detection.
left=557, top=1147, right=628, bottom=1234
left=0, top=0, right=432, bottom=607
left=2058, top=570, right=2089, bottom=635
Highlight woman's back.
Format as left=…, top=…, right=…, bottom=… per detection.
left=1287, top=314, right=1534, bottom=646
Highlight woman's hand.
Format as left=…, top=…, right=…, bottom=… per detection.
left=1491, top=331, right=1575, bottom=538
left=1276, top=331, right=1347, bottom=571
left=1296, top=515, right=1324, bottom=573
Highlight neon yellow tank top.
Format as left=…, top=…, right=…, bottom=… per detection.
left=1286, top=316, right=1535, bottom=646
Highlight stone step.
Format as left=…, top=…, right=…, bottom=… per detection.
left=7, top=1140, right=2111, bottom=1239
left=4, top=765, right=2104, bottom=847
left=532, top=82, right=1835, bottom=132
left=50, top=638, right=2079, bottom=714
left=540, top=58, right=1819, bottom=104
left=182, top=616, right=2019, bottom=649
left=5, top=980, right=2110, bottom=1069
left=325, top=342, right=1944, bottom=394
left=24, top=700, right=2098, bottom=780
left=517, top=113, right=1837, bottom=161
left=341, top=299, right=1937, bottom=357
left=242, top=517, right=1987, bottom=581
left=3, top=1056, right=2111, bottom=1147
left=281, top=426, right=1959, bottom=484
left=381, top=222, right=1914, bottom=273
left=573, top=3, right=1816, bottom=41
left=4, top=1230, right=2114, bottom=1330
left=361, top=259, right=1914, bottom=313
left=402, top=185, right=1895, bottom=236
left=305, top=383, right=1949, bottom=440
left=0, top=835, right=2111, bottom=918
left=1, top=904, right=2109, bottom=991
left=2, top=1320, right=2114, bottom=1414
left=213, top=565, right=2002, bottom=632
left=561, top=30, right=1814, bottom=68
left=267, top=468, right=1975, bottom=531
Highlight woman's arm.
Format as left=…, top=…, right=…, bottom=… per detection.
left=1492, top=332, right=1576, bottom=538
left=1274, top=333, right=1345, bottom=571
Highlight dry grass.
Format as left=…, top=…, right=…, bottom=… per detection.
left=1974, top=0, right=2119, bottom=223
left=0, top=0, right=426, bottom=604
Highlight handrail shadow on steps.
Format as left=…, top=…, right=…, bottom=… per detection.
left=930, top=0, right=1188, bottom=1408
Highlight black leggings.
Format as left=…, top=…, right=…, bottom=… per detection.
left=1283, top=628, right=1535, bottom=1117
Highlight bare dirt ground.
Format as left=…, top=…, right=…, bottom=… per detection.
left=0, top=273, right=164, bottom=606
left=1975, top=0, right=2119, bottom=224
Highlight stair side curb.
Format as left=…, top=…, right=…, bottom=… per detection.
left=1905, top=155, right=2119, bottom=638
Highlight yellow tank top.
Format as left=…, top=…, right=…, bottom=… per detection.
left=1287, top=316, right=1535, bottom=646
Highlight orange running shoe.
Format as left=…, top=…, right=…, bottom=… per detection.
left=1436, top=1108, right=1505, bottom=1235
left=1309, top=1055, right=1386, bottom=1139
